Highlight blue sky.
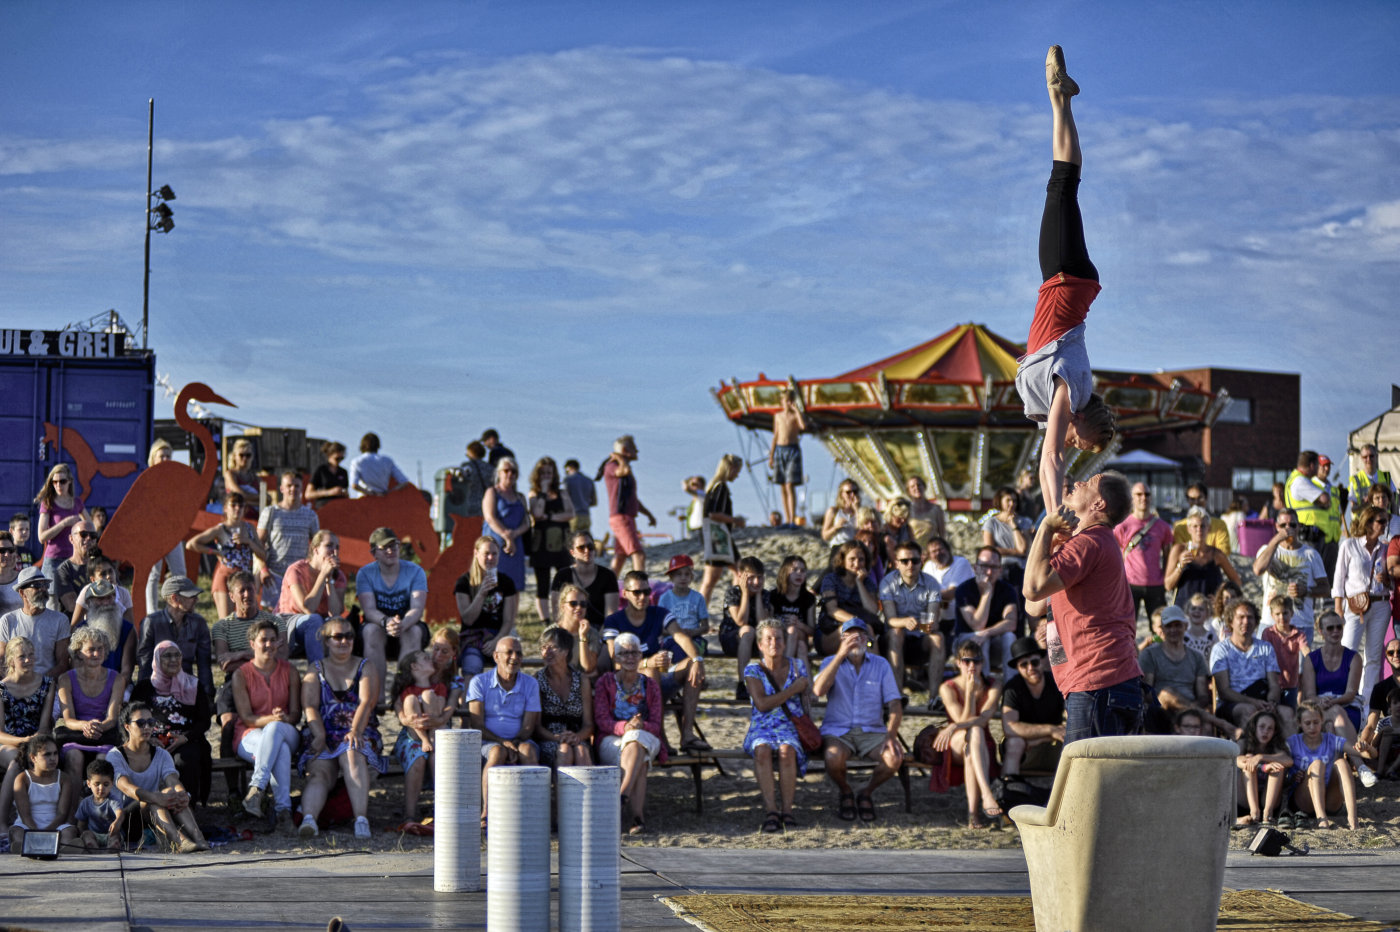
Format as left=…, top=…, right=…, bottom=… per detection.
left=3, top=1, right=1397, bottom=531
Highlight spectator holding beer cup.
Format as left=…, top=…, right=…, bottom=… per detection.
left=879, top=540, right=944, bottom=697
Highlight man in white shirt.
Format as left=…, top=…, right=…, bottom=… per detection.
left=1251, top=508, right=1328, bottom=644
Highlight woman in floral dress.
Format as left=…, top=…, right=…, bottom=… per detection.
left=297, top=617, right=386, bottom=839
left=742, top=620, right=811, bottom=832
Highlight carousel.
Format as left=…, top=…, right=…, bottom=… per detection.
left=714, top=322, right=1230, bottom=513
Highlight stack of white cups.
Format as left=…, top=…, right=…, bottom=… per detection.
left=433, top=729, right=481, bottom=893
left=487, top=766, right=553, bottom=929
left=558, top=766, right=622, bottom=931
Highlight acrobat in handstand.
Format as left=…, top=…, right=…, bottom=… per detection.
left=1016, top=45, right=1117, bottom=515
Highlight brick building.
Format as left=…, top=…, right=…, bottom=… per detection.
left=1100, top=366, right=1300, bottom=507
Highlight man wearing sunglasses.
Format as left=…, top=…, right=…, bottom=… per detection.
left=1023, top=470, right=1141, bottom=744
left=50, top=519, right=98, bottom=615
left=1000, top=637, right=1065, bottom=776
left=1251, top=507, right=1328, bottom=644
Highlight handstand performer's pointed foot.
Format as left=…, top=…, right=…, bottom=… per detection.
left=1046, top=45, right=1079, bottom=98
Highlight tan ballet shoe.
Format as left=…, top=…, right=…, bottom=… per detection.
left=1046, top=45, right=1079, bottom=97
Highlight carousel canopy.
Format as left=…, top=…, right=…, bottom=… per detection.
left=714, top=322, right=1228, bottom=510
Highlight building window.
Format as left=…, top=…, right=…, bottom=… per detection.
left=1216, top=398, right=1252, bottom=424
left=1233, top=467, right=1289, bottom=493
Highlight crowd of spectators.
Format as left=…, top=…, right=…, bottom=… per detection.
left=1, top=432, right=1396, bottom=849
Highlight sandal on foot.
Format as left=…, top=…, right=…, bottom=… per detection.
left=837, top=791, right=857, bottom=822
left=761, top=811, right=782, bottom=834
left=781, top=813, right=798, bottom=828
left=681, top=737, right=713, bottom=753
left=627, top=817, right=646, bottom=836
left=1045, top=45, right=1080, bottom=97
left=856, top=793, right=876, bottom=823
left=1276, top=812, right=1294, bottom=829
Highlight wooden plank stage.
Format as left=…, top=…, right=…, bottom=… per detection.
left=3, top=848, right=1398, bottom=930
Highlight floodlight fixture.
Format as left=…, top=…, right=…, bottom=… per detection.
left=156, top=184, right=176, bottom=201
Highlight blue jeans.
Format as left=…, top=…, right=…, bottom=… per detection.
left=1064, top=676, right=1144, bottom=746
left=284, top=613, right=325, bottom=664
left=237, top=721, right=300, bottom=811
left=460, top=645, right=485, bottom=676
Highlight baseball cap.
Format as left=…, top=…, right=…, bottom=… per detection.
left=160, top=575, right=201, bottom=599
left=368, top=527, right=399, bottom=549
left=840, top=618, right=869, bottom=634
left=1159, top=605, right=1189, bottom=626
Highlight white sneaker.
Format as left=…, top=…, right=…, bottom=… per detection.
left=353, top=816, right=371, bottom=839
left=298, top=815, right=319, bottom=838
left=1358, top=763, right=1379, bottom=788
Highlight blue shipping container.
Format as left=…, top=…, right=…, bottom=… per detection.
left=0, top=351, right=155, bottom=532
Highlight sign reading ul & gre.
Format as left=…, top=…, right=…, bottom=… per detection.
left=1, top=329, right=128, bottom=358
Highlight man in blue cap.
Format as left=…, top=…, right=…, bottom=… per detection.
left=813, top=617, right=903, bottom=823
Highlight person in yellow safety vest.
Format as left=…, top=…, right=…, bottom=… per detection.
left=1347, top=444, right=1396, bottom=529
left=1316, top=455, right=1342, bottom=544
left=1283, top=451, right=1330, bottom=547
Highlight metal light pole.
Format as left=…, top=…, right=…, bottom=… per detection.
left=143, top=98, right=153, bottom=349
left=142, top=99, right=176, bottom=351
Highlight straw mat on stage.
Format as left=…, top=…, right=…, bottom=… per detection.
left=659, top=889, right=1388, bottom=931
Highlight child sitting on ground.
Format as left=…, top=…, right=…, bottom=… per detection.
left=1234, top=708, right=1291, bottom=828
left=8, top=733, right=78, bottom=854
left=1286, top=699, right=1361, bottom=831
left=75, top=758, right=128, bottom=850
left=392, top=651, right=446, bottom=754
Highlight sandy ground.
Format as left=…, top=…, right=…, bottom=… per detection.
left=182, top=523, right=1400, bottom=856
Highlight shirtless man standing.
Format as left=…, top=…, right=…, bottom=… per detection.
left=768, top=390, right=807, bottom=526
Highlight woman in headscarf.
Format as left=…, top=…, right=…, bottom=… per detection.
left=130, top=640, right=213, bottom=806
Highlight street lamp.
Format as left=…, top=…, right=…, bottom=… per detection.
left=142, top=98, right=176, bottom=350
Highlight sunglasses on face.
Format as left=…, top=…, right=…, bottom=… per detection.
left=976, top=562, right=1000, bottom=570
left=1324, top=626, right=1344, bottom=633
left=575, top=543, right=595, bottom=552
left=0, top=548, right=14, bottom=555
left=128, top=719, right=157, bottom=729
left=564, top=599, right=588, bottom=608
left=77, top=531, right=97, bottom=539
left=625, top=589, right=650, bottom=596
left=895, top=558, right=918, bottom=565
left=616, top=650, right=642, bottom=658
left=958, top=656, right=983, bottom=664
left=327, top=632, right=354, bottom=642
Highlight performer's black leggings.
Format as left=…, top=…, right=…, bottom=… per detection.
left=1038, top=161, right=1098, bottom=283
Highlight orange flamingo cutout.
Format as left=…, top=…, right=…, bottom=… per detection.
left=423, top=514, right=483, bottom=625
left=316, top=483, right=441, bottom=575
left=99, top=383, right=236, bottom=622
left=43, top=422, right=139, bottom=504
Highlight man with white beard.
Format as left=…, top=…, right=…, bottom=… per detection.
left=82, top=579, right=135, bottom=681
left=813, top=617, right=904, bottom=823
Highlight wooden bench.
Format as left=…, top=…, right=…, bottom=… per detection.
left=657, top=746, right=917, bottom=815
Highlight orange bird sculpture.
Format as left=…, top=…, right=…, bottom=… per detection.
left=99, top=383, right=235, bottom=622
